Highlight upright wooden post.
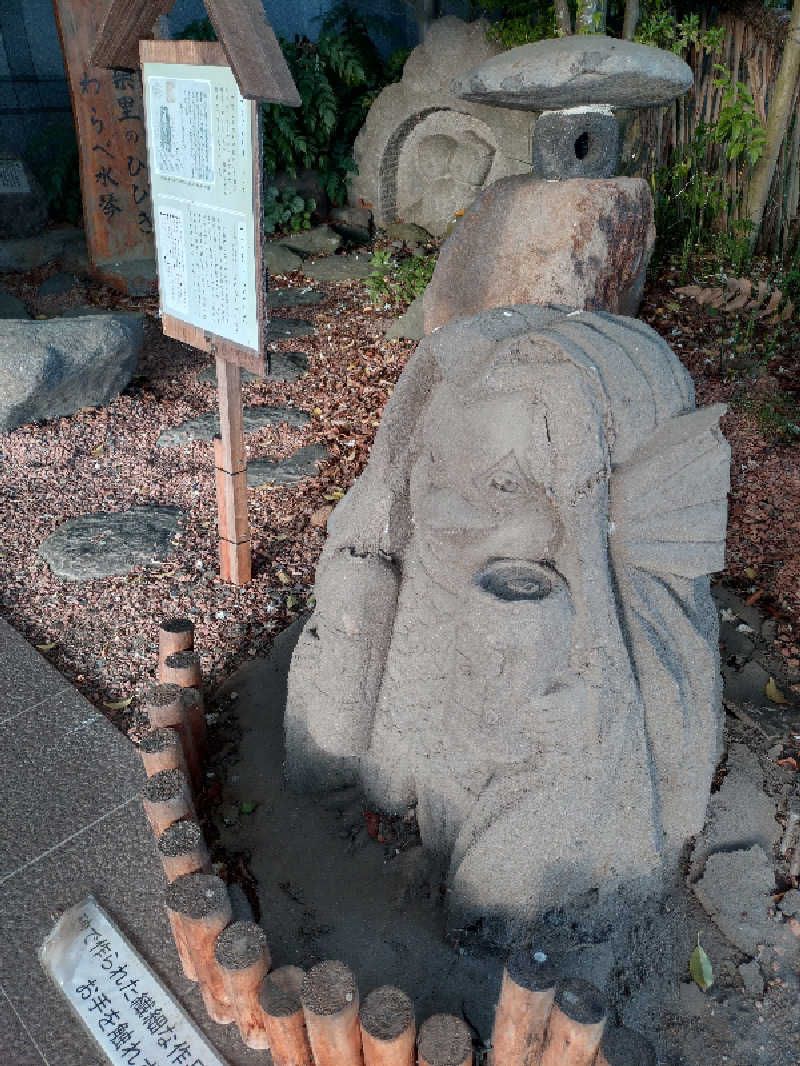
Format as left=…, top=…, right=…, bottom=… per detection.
left=214, top=354, right=251, bottom=585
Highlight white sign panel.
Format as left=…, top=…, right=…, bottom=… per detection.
left=143, top=61, right=258, bottom=351
left=41, top=896, right=229, bottom=1066
left=0, top=160, right=30, bottom=194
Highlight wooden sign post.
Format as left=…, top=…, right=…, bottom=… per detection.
left=52, top=0, right=156, bottom=294
left=92, top=1, right=300, bottom=585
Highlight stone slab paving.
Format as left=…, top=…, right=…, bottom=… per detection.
left=247, top=444, right=327, bottom=487
left=0, top=287, right=29, bottom=319
left=263, top=242, right=303, bottom=274
left=265, top=317, right=316, bottom=340
left=197, top=350, right=310, bottom=385
left=38, top=506, right=184, bottom=580
left=303, top=253, right=373, bottom=282
left=265, top=287, right=324, bottom=309
left=0, top=618, right=257, bottom=1066
left=157, top=406, right=310, bottom=448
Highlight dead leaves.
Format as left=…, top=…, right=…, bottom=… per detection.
left=676, top=278, right=793, bottom=322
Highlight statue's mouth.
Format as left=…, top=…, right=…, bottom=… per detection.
left=473, top=558, right=563, bottom=602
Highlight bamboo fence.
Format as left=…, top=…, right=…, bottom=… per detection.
left=627, top=3, right=799, bottom=256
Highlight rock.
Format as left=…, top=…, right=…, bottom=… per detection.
left=453, top=35, right=694, bottom=110
left=247, top=445, right=327, bottom=487
left=197, top=350, right=310, bottom=385
left=384, top=222, right=433, bottom=246
left=93, top=257, right=157, bottom=297
left=689, top=744, right=779, bottom=879
left=532, top=108, right=620, bottom=179
left=349, top=17, right=532, bottom=233
left=385, top=294, right=424, bottom=340
left=423, top=176, right=654, bottom=332
left=778, top=889, right=800, bottom=917
left=304, top=254, right=373, bottom=282
left=37, top=272, right=85, bottom=299
left=0, top=157, right=48, bottom=238
left=157, top=405, right=310, bottom=447
left=723, top=660, right=771, bottom=707
left=329, top=206, right=373, bottom=245
left=266, top=287, right=324, bottom=309
left=287, top=305, right=729, bottom=948
left=264, top=242, right=303, bottom=274
left=281, top=225, right=342, bottom=257
left=266, top=317, right=316, bottom=339
left=0, top=227, right=87, bottom=273
left=39, top=506, right=183, bottom=580
left=0, top=314, right=143, bottom=432
left=693, top=846, right=774, bottom=955
left=0, top=285, right=29, bottom=319
left=738, top=960, right=764, bottom=997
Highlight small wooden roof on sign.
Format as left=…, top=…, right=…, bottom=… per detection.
left=92, top=0, right=300, bottom=105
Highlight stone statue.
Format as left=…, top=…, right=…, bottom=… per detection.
left=285, top=305, right=730, bottom=941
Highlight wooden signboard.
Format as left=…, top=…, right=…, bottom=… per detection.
left=52, top=0, right=156, bottom=293
left=141, top=40, right=265, bottom=586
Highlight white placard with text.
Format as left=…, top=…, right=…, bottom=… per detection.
left=41, top=895, right=229, bottom=1066
left=143, top=61, right=257, bottom=350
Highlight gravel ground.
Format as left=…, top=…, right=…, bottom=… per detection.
left=0, top=246, right=797, bottom=733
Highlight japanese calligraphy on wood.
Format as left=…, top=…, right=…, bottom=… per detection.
left=52, top=0, right=156, bottom=294
left=41, top=895, right=228, bottom=1066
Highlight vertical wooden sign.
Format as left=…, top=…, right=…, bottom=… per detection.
left=52, top=0, right=156, bottom=293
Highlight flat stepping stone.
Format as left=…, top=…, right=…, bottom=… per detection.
left=266, top=286, right=324, bottom=308
left=0, top=285, right=28, bottom=319
left=0, top=227, right=86, bottom=273
left=453, top=36, right=693, bottom=110
left=248, top=444, right=328, bottom=486
left=385, top=294, right=424, bottom=340
left=281, top=224, right=342, bottom=257
left=266, top=317, right=315, bottom=339
left=304, top=253, right=373, bottom=282
left=158, top=404, right=310, bottom=447
left=265, top=241, right=303, bottom=274
left=39, top=506, right=183, bottom=580
left=37, top=271, right=84, bottom=299
left=197, top=350, right=309, bottom=385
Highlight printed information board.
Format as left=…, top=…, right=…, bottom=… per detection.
left=41, top=895, right=229, bottom=1066
left=143, top=59, right=259, bottom=352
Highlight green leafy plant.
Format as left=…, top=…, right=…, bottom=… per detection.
left=485, top=0, right=559, bottom=47
left=175, top=17, right=217, bottom=40
left=635, top=2, right=725, bottom=54
left=263, top=186, right=316, bottom=234
left=366, top=249, right=436, bottom=306
left=25, top=124, right=82, bottom=225
left=711, top=68, right=767, bottom=166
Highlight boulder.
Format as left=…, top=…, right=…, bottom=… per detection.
left=0, top=157, right=48, bottom=238
left=453, top=35, right=694, bottom=110
left=423, top=176, right=654, bottom=333
left=349, top=17, right=532, bottom=233
left=0, top=314, right=142, bottom=432
left=329, top=206, right=373, bottom=245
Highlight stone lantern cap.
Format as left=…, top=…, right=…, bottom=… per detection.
left=452, top=35, right=693, bottom=110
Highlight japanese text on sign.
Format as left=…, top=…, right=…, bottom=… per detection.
left=41, top=896, right=229, bottom=1066
left=143, top=61, right=257, bottom=350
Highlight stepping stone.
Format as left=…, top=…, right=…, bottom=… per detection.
left=266, top=317, right=315, bottom=339
left=38, top=506, right=184, bottom=580
left=0, top=285, right=28, bottom=319
left=37, top=271, right=84, bottom=299
left=281, top=224, right=342, bottom=257
left=157, top=404, right=310, bottom=447
left=265, top=241, right=303, bottom=274
left=266, top=286, right=324, bottom=308
left=304, top=253, right=373, bottom=282
left=197, top=350, right=309, bottom=385
left=0, top=227, right=86, bottom=273
left=248, top=444, right=328, bottom=487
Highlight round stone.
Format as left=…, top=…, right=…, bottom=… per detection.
left=533, top=107, right=620, bottom=179
left=453, top=35, right=693, bottom=110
